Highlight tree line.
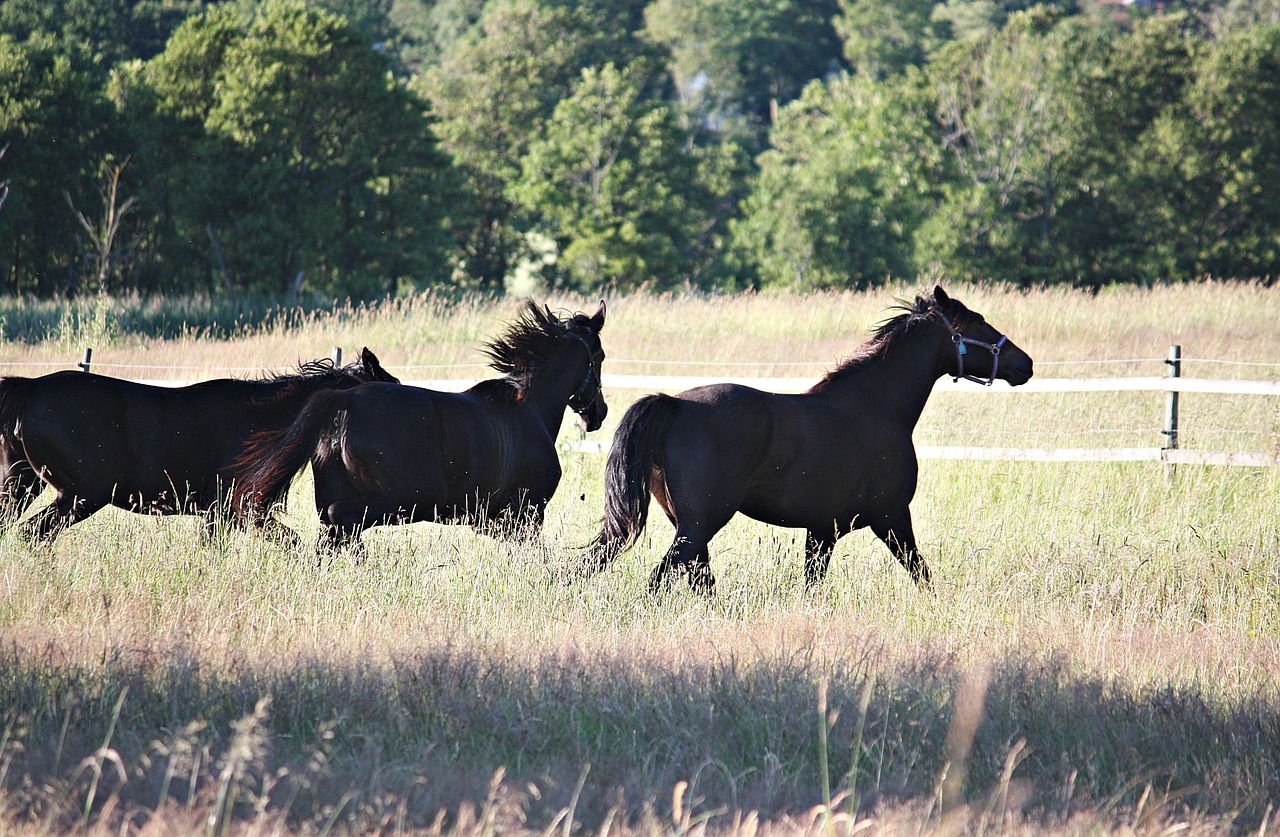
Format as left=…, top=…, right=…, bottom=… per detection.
left=1, top=0, right=1277, bottom=300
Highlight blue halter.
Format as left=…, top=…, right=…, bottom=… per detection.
left=935, top=310, right=1008, bottom=386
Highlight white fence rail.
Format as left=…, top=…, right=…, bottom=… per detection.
left=5, top=346, right=1279, bottom=467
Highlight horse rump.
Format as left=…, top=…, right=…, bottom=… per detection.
left=233, top=388, right=350, bottom=523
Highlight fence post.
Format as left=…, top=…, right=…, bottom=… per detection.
left=330, top=346, right=342, bottom=367
left=78, top=347, right=92, bottom=373
left=1162, top=344, right=1181, bottom=451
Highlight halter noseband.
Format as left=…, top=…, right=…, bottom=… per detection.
left=566, top=331, right=603, bottom=415
left=935, top=310, right=1007, bottom=386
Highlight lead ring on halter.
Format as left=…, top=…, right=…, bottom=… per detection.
left=934, top=310, right=1008, bottom=386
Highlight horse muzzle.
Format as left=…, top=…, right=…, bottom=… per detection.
left=578, top=402, right=607, bottom=433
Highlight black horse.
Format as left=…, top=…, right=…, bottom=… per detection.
left=233, top=301, right=607, bottom=549
left=0, top=348, right=398, bottom=540
left=580, top=286, right=1034, bottom=593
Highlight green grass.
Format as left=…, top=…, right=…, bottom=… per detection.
left=0, top=282, right=1278, bottom=834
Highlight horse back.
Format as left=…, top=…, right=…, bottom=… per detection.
left=6, top=372, right=282, bottom=501
left=324, top=382, right=556, bottom=515
left=667, top=383, right=917, bottom=529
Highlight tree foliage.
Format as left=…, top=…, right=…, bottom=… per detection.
left=734, top=74, right=940, bottom=289
left=126, top=0, right=454, bottom=297
left=514, top=62, right=743, bottom=290
left=0, top=33, right=114, bottom=294
left=643, top=0, right=843, bottom=144
left=3, top=0, right=1280, bottom=299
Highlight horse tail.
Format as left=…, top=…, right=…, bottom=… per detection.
left=0, top=376, right=35, bottom=440
left=233, top=389, right=348, bottom=521
left=582, top=394, right=678, bottom=575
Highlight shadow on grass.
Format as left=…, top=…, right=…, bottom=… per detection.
left=0, top=643, right=1275, bottom=833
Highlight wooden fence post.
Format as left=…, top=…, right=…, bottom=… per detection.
left=78, top=347, right=92, bottom=372
left=1162, top=344, right=1181, bottom=451
left=330, top=346, right=342, bottom=367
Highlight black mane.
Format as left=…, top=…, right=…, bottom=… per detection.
left=809, top=290, right=953, bottom=393
left=483, top=301, right=589, bottom=387
left=185, top=358, right=385, bottom=403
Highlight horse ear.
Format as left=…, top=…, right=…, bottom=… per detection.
left=590, top=299, right=606, bottom=330
left=360, top=347, right=400, bottom=384
left=933, top=285, right=950, bottom=305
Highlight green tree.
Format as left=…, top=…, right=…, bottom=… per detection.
left=0, top=33, right=114, bottom=295
left=128, top=0, right=456, bottom=298
left=1140, top=24, right=1280, bottom=279
left=0, top=0, right=205, bottom=65
left=835, top=0, right=946, bottom=78
left=733, top=73, right=940, bottom=289
left=1054, top=14, right=1196, bottom=283
left=513, top=62, right=742, bottom=290
left=1208, top=0, right=1280, bottom=35
left=917, top=10, right=1087, bottom=283
left=420, top=0, right=639, bottom=289
left=643, top=0, right=843, bottom=143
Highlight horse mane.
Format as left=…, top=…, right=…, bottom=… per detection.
left=483, top=301, right=587, bottom=388
left=809, top=289, right=953, bottom=393
left=186, top=358, right=381, bottom=400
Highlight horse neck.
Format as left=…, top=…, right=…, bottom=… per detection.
left=522, top=343, right=587, bottom=434
left=820, top=324, right=950, bottom=430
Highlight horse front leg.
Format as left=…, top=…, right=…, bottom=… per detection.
left=804, top=530, right=837, bottom=588
left=870, top=509, right=931, bottom=588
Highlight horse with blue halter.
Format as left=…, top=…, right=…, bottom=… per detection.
left=580, top=286, right=1033, bottom=593
left=0, top=348, right=398, bottom=540
left=232, top=301, right=607, bottom=550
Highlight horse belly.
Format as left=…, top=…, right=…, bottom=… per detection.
left=740, top=445, right=886, bottom=533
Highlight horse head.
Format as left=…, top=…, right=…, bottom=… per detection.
left=565, top=300, right=608, bottom=431
left=931, top=285, right=1034, bottom=386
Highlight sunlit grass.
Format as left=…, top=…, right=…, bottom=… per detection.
left=0, top=282, right=1278, bottom=833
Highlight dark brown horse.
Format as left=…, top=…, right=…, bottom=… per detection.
left=0, top=348, right=397, bottom=539
left=233, top=301, right=607, bottom=550
left=580, top=286, right=1034, bottom=593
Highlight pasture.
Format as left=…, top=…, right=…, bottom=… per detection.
left=1, top=282, right=1279, bottom=835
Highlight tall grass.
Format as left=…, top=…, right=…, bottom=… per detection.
left=0, top=282, right=1278, bottom=834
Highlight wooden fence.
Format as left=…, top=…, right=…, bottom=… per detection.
left=12, top=344, right=1280, bottom=468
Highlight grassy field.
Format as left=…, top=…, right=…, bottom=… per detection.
left=1, top=282, right=1278, bottom=835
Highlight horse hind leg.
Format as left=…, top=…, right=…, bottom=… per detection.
left=686, top=545, right=715, bottom=595
left=650, top=528, right=718, bottom=596
left=21, top=491, right=106, bottom=542
left=0, top=455, right=45, bottom=525
left=320, top=500, right=394, bottom=562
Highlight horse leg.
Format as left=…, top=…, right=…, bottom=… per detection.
left=487, top=498, right=545, bottom=543
left=650, top=525, right=721, bottom=596
left=686, top=545, right=715, bottom=595
left=322, top=499, right=401, bottom=559
left=0, top=462, right=43, bottom=524
left=21, top=492, right=106, bottom=542
left=870, top=510, right=931, bottom=587
left=258, top=518, right=305, bottom=552
left=804, top=530, right=837, bottom=588
left=650, top=499, right=721, bottom=596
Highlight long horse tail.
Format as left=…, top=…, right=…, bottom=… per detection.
left=0, top=376, right=35, bottom=440
left=582, top=394, right=678, bottom=576
left=233, top=388, right=348, bottom=522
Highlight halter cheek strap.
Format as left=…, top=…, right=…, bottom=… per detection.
left=935, top=311, right=1008, bottom=386
left=566, top=332, right=602, bottom=414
